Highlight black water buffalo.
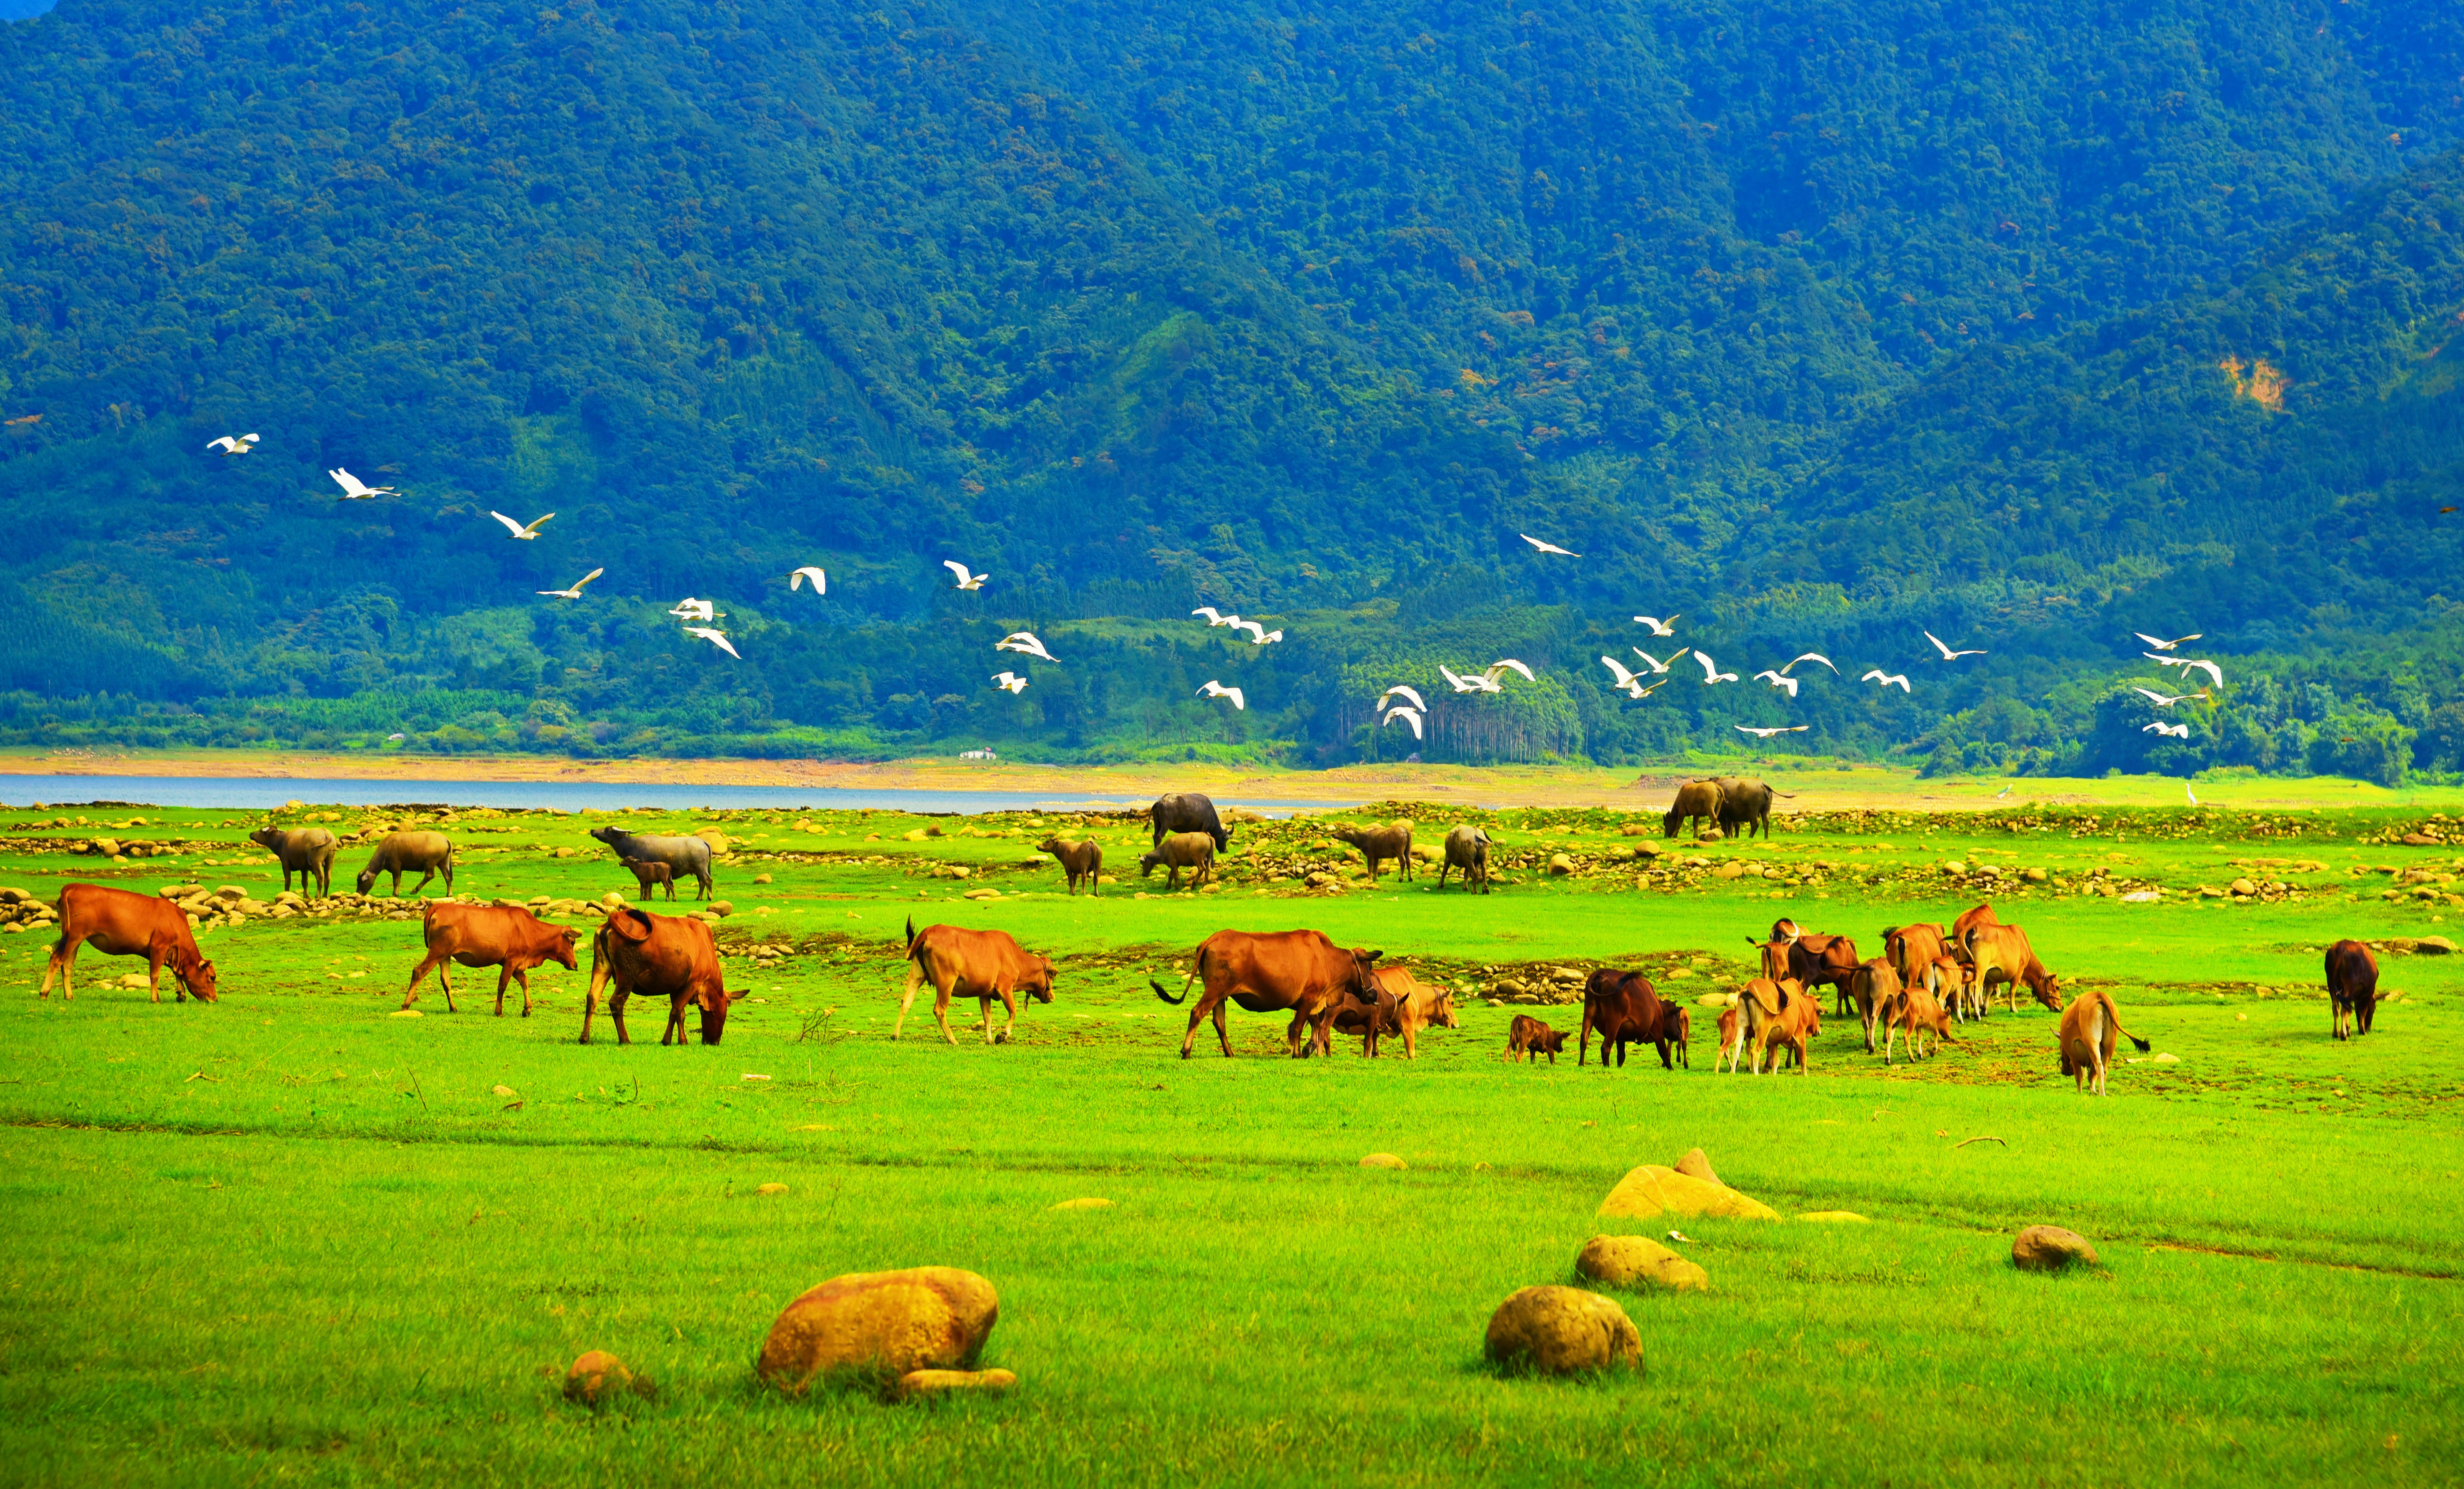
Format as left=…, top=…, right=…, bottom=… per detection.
left=588, top=826, right=714, bottom=901
left=1712, top=776, right=1791, bottom=840
left=2325, top=939, right=2378, bottom=1040
left=1150, top=792, right=1232, bottom=853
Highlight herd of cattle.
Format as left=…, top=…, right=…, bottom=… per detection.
left=23, top=793, right=2390, bottom=1086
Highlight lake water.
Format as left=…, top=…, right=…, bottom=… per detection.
left=0, top=774, right=1363, bottom=818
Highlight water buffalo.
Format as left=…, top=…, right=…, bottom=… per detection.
left=1438, top=825, right=1491, bottom=892
left=2325, top=939, right=2378, bottom=1040
left=248, top=827, right=338, bottom=899
left=1139, top=832, right=1216, bottom=890
left=1711, top=776, right=1791, bottom=841
left=588, top=826, right=713, bottom=900
left=1329, top=820, right=1413, bottom=882
left=41, top=884, right=218, bottom=1003
left=1152, top=928, right=1381, bottom=1058
left=1664, top=780, right=1724, bottom=839
left=356, top=831, right=456, bottom=897
left=1150, top=792, right=1232, bottom=852
left=1037, top=836, right=1103, bottom=894
left=622, top=858, right=676, bottom=901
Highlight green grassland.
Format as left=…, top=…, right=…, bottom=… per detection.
left=1, top=798, right=2460, bottom=1485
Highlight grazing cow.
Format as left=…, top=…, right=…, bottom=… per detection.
left=403, top=902, right=579, bottom=1015
left=248, top=827, right=339, bottom=899
left=1578, top=969, right=1674, bottom=1070
left=41, top=884, right=218, bottom=1004
left=1330, top=820, right=1414, bottom=882
left=2324, top=939, right=2378, bottom=1040
left=622, top=858, right=676, bottom=901
left=1438, top=825, right=1491, bottom=893
left=1506, top=1015, right=1566, bottom=1064
left=1749, top=927, right=1861, bottom=1015
left=1875, top=975, right=1959, bottom=1064
left=581, top=907, right=738, bottom=1046
left=1036, top=836, right=1103, bottom=894
left=1715, top=1004, right=1745, bottom=1074
left=1961, top=922, right=2062, bottom=1014
left=1329, top=965, right=1458, bottom=1059
left=1739, top=976, right=1818, bottom=1075
left=356, top=831, right=455, bottom=897
left=1647, top=1001, right=1691, bottom=1068
left=1845, top=958, right=1901, bottom=1054
left=1150, top=792, right=1233, bottom=852
left=1152, top=929, right=1382, bottom=1059
left=1883, top=922, right=1949, bottom=987
left=587, top=826, right=713, bottom=901
left=2057, top=988, right=2151, bottom=1096
left=1712, top=777, right=1792, bottom=841
left=1138, top=831, right=1217, bottom=890
left=897, top=918, right=1056, bottom=1045
left=1663, top=779, right=1724, bottom=839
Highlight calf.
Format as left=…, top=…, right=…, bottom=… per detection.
left=1437, top=825, right=1491, bottom=893
left=1329, top=820, right=1414, bottom=882
left=357, top=831, right=456, bottom=898
left=1845, top=958, right=1901, bottom=1054
left=1138, top=831, right=1216, bottom=891
left=1741, top=977, right=1818, bottom=1075
left=897, top=918, right=1057, bottom=1045
left=1357, top=964, right=1457, bottom=1059
left=622, top=858, right=676, bottom=902
left=41, top=884, right=218, bottom=1003
left=588, top=826, right=713, bottom=900
left=2324, top=939, right=2378, bottom=1040
left=2057, top=989, right=2150, bottom=1096
left=1036, top=836, right=1103, bottom=894
left=581, top=907, right=739, bottom=1046
left=249, top=827, right=339, bottom=899
left=1962, top=922, right=2062, bottom=1015
left=1506, top=1015, right=1566, bottom=1065
left=1647, top=1001, right=1691, bottom=1069
left=1923, top=954, right=1981, bottom=1023
left=1875, top=976, right=1958, bottom=1065
left=403, top=902, right=580, bottom=1015
left=1579, top=969, right=1673, bottom=1070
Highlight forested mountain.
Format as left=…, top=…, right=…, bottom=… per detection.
left=2, top=0, right=2461, bottom=777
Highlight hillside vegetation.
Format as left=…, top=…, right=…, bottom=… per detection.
left=4, top=0, right=2464, bottom=774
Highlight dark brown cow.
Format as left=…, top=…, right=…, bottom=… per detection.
left=1506, top=1015, right=1566, bottom=1064
left=41, top=884, right=218, bottom=1003
left=1579, top=969, right=1674, bottom=1070
left=1749, top=926, right=1861, bottom=1015
left=1663, top=779, right=1724, bottom=839
left=1326, top=964, right=1457, bottom=1059
left=2324, top=939, right=2378, bottom=1040
left=898, top=919, right=1056, bottom=1045
left=403, top=902, right=580, bottom=1015
left=622, top=858, right=676, bottom=901
left=581, top=907, right=739, bottom=1046
left=1845, top=958, right=1901, bottom=1054
left=1152, top=929, right=1382, bottom=1058
left=1961, top=922, right=2062, bottom=1014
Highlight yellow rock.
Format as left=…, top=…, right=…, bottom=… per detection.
left=755, top=1183, right=790, bottom=1197
left=757, top=1267, right=999, bottom=1392
left=1484, top=1286, right=1642, bottom=1375
left=563, top=1349, right=651, bottom=1407
left=1694, top=992, right=1739, bottom=1009
left=1575, top=1234, right=1710, bottom=1292
left=390, top=1010, right=422, bottom=1019
left=1050, top=1198, right=1114, bottom=1211
left=1798, top=1210, right=1868, bottom=1224
left=1360, top=1153, right=1407, bottom=1170
left=896, top=1367, right=1017, bottom=1398
left=1673, top=1148, right=1722, bottom=1187
left=1598, top=1165, right=1779, bottom=1222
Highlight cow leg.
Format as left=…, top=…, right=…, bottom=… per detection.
left=403, top=950, right=449, bottom=1009
left=988, top=989, right=1018, bottom=1045
left=610, top=989, right=633, bottom=1046
left=934, top=978, right=959, bottom=1046
left=894, top=961, right=926, bottom=1040
left=1212, top=997, right=1233, bottom=1058
left=494, top=965, right=515, bottom=1017
left=43, top=934, right=82, bottom=1001
left=146, top=939, right=171, bottom=1003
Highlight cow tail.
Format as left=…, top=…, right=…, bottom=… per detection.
left=2109, top=996, right=2151, bottom=1052
left=1150, top=973, right=1192, bottom=1005
left=903, top=917, right=921, bottom=959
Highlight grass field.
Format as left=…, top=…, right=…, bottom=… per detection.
left=1, top=795, right=2459, bottom=1485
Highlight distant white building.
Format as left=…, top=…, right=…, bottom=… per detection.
left=959, top=747, right=999, bottom=761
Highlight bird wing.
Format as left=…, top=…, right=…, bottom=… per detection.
left=1692, top=652, right=1720, bottom=681
left=1861, top=669, right=1886, bottom=682
left=1889, top=675, right=1909, bottom=691
left=526, top=512, right=555, bottom=535
left=1753, top=669, right=1783, bottom=684
left=791, top=567, right=825, bottom=592
left=1395, top=710, right=1421, bottom=738
left=1636, top=678, right=1668, bottom=698
left=490, top=511, right=526, bottom=537
left=1197, top=681, right=1220, bottom=697
left=207, top=436, right=236, bottom=453
left=1600, top=657, right=1638, bottom=687
left=1633, top=615, right=1677, bottom=634
left=2183, top=660, right=2223, bottom=688
left=2134, top=632, right=2173, bottom=650
left=1521, top=533, right=1577, bottom=555
left=1440, top=666, right=1472, bottom=691
left=2143, top=652, right=2187, bottom=668
left=1382, top=685, right=1426, bottom=711
left=1924, top=631, right=1955, bottom=659
left=1491, top=659, right=1534, bottom=682
left=1226, top=688, right=1245, bottom=710
left=330, top=468, right=361, bottom=495
left=574, top=568, right=604, bottom=591
left=1193, top=607, right=1222, bottom=623
left=1258, top=630, right=1283, bottom=644
left=2142, top=723, right=2163, bottom=733
left=2132, top=687, right=2170, bottom=705
left=1233, top=620, right=1264, bottom=641
left=1788, top=652, right=1838, bottom=673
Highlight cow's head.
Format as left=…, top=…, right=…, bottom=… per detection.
left=1747, top=937, right=1791, bottom=981
left=246, top=828, right=283, bottom=853
left=698, top=985, right=745, bottom=1045
left=1137, top=850, right=1163, bottom=877
left=354, top=865, right=379, bottom=894
left=1662, top=804, right=1684, bottom=838
left=1022, top=955, right=1057, bottom=1005
left=1772, top=918, right=1803, bottom=944
left=1431, top=991, right=1460, bottom=1030
left=588, top=826, right=625, bottom=848
left=2027, top=968, right=2063, bottom=1012
left=548, top=925, right=582, bottom=970
left=1346, top=946, right=1384, bottom=996
left=174, top=945, right=219, bottom=1004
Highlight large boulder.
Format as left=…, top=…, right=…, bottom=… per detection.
left=1575, top=1235, right=1709, bottom=1292
left=757, top=1267, right=999, bottom=1392
left=2011, top=1225, right=2101, bottom=1272
left=1484, top=1286, right=1643, bottom=1375
left=563, top=1350, right=652, bottom=1407
left=1598, top=1165, right=1779, bottom=1222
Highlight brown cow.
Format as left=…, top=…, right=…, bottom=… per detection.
left=1715, top=1003, right=1745, bottom=1073
left=1740, top=976, right=1817, bottom=1075
left=1883, top=922, right=1949, bottom=988
left=1750, top=926, right=1861, bottom=1015
left=403, top=902, right=580, bottom=1015
left=1152, top=929, right=1382, bottom=1058
left=1923, top=954, right=1979, bottom=1023
left=1506, top=1015, right=1566, bottom=1064
left=897, top=919, right=1056, bottom=1045
left=1876, top=975, right=1959, bottom=1064
left=1952, top=902, right=2001, bottom=942
left=2057, top=988, right=2150, bottom=1096
left=1663, top=779, right=1724, bottom=839
left=1361, top=964, right=1456, bottom=1059
left=1648, top=1001, right=1691, bottom=1068
left=1579, top=969, right=1673, bottom=1070
left=1845, top=958, right=1901, bottom=1054
left=622, top=858, right=676, bottom=901
left=41, top=884, right=218, bottom=1003
left=580, top=907, right=739, bottom=1046
left=1037, top=836, right=1103, bottom=894
left=1330, top=820, right=1414, bottom=882
left=1962, top=922, right=2062, bottom=1014
left=2324, top=939, right=2378, bottom=1040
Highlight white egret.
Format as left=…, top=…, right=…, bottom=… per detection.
left=490, top=510, right=554, bottom=541
left=1197, top=680, right=1245, bottom=710
left=995, top=632, right=1055, bottom=663
left=1520, top=533, right=1581, bottom=557
left=1194, top=608, right=1239, bottom=628
left=2187, top=784, right=2199, bottom=806
left=668, top=598, right=715, bottom=622
left=1381, top=707, right=1424, bottom=739
left=537, top=568, right=604, bottom=599
left=1485, top=659, right=1535, bottom=684
left=1924, top=630, right=1985, bottom=661
left=1736, top=725, right=1809, bottom=738
left=2177, top=659, right=2225, bottom=689
left=1440, top=665, right=1498, bottom=694
left=2132, top=687, right=2209, bottom=708
left=1633, top=615, right=1680, bottom=636
left=992, top=672, right=1028, bottom=694
left=1631, top=646, right=1689, bottom=674
left=1692, top=652, right=1737, bottom=685
left=1779, top=653, right=1838, bottom=675
left=943, top=560, right=988, bottom=590
left=1752, top=670, right=1800, bottom=698
left=2143, top=722, right=2190, bottom=738
left=1600, top=656, right=1645, bottom=693
left=1230, top=619, right=1268, bottom=643
left=1379, top=685, right=1427, bottom=712
left=2135, top=632, right=2203, bottom=652
left=790, top=567, right=827, bottom=594
left=1249, top=628, right=1284, bottom=646
left=329, top=467, right=394, bottom=500
left=206, top=433, right=260, bottom=456
left=684, top=627, right=739, bottom=659
left=1862, top=670, right=1910, bottom=691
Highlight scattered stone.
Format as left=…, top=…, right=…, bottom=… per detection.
left=2022, top=867, right=2048, bottom=883
left=2011, top=1224, right=2100, bottom=1272
left=1798, top=1211, right=1868, bottom=1224
left=563, top=1349, right=651, bottom=1407
left=1942, top=859, right=1968, bottom=874
left=2153, top=1052, right=2180, bottom=1063
left=390, top=1010, right=422, bottom=1019
left=757, top=1267, right=1000, bottom=1392
left=755, top=1182, right=790, bottom=1197
left=492, top=1084, right=515, bottom=1097
left=1548, top=853, right=1576, bottom=876
left=1360, top=1153, right=1407, bottom=1170
left=754, top=873, right=774, bottom=885
left=1484, top=1286, right=1643, bottom=1375
left=1598, top=1165, right=1778, bottom=1222
left=1713, top=863, right=1743, bottom=880
left=1575, top=1234, right=1709, bottom=1292
left=1673, top=1148, right=1722, bottom=1187
left=902, top=828, right=929, bottom=842
left=964, top=888, right=999, bottom=900
left=2229, top=877, right=2256, bottom=897
left=2417, top=935, right=2456, bottom=955
left=896, top=1367, right=1017, bottom=1399
left=1050, top=1198, right=1114, bottom=1212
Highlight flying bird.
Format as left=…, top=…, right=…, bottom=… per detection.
left=1692, top=652, right=1738, bottom=685
left=1249, top=628, right=1284, bottom=646
left=1485, top=659, right=1535, bottom=684
left=1381, top=707, right=1424, bottom=739
left=1193, top=608, right=1239, bottom=628
left=1633, top=677, right=1670, bottom=699
left=1779, top=653, right=1838, bottom=675
left=2143, top=722, right=2190, bottom=738
left=1633, top=615, right=1681, bottom=637
left=489, top=510, right=555, bottom=541
left=1197, top=680, right=1246, bottom=710
left=1736, top=725, right=1809, bottom=739
left=1520, top=533, right=1581, bottom=557
left=1230, top=619, right=1284, bottom=645
left=2134, top=632, right=2203, bottom=652
left=1600, top=656, right=1647, bottom=694
left=1440, top=665, right=1499, bottom=694
left=2443, top=507, right=2460, bottom=515
left=790, top=566, right=827, bottom=594
left=537, top=568, right=604, bottom=599
left=1752, top=670, right=1801, bottom=698
left=2132, top=687, right=2210, bottom=708
left=1379, top=685, right=1427, bottom=712
left=1924, top=631, right=1986, bottom=661
left=2176, top=659, right=2225, bottom=689
left=668, top=598, right=715, bottom=622
left=943, top=560, right=988, bottom=590
left=1631, top=646, right=1690, bottom=674
left=683, top=627, right=739, bottom=659
left=992, top=671, right=1028, bottom=694
left=206, top=433, right=260, bottom=457
left=329, top=467, right=394, bottom=500
left=1862, top=670, right=1910, bottom=692
left=995, top=632, right=1055, bottom=663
